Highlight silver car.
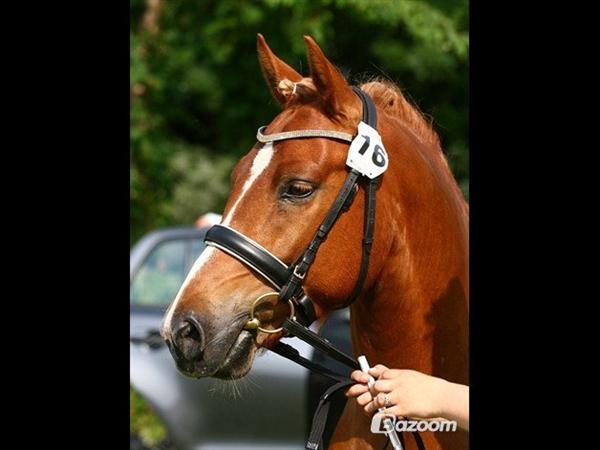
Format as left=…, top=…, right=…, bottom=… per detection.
left=130, top=226, right=352, bottom=450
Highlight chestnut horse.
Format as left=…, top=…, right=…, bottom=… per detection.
left=162, top=35, right=468, bottom=450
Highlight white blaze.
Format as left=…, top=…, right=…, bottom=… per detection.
left=221, top=142, right=275, bottom=226
left=162, top=143, right=275, bottom=333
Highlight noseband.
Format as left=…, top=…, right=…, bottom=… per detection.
left=203, top=88, right=424, bottom=450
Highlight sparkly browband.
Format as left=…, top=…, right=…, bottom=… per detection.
left=256, top=126, right=354, bottom=144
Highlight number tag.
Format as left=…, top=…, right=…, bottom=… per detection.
left=346, top=122, right=389, bottom=179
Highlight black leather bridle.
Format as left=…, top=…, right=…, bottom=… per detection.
left=203, top=87, right=424, bottom=450
left=205, top=86, right=378, bottom=328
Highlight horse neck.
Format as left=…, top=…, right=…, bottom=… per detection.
left=349, top=118, right=469, bottom=384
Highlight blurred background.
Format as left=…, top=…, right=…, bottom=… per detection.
left=130, top=1, right=468, bottom=448
left=131, top=0, right=469, bottom=246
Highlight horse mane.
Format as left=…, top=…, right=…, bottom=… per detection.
left=358, top=78, right=440, bottom=148
left=278, top=76, right=440, bottom=148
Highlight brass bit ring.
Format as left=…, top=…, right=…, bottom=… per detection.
left=243, top=291, right=295, bottom=334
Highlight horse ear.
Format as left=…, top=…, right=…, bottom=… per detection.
left=257, top=34, right=302, bottom=106
left=304, top=35, right=358, bottom=122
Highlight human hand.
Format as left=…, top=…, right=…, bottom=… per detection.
left=346, top=364, right=449, bottom=420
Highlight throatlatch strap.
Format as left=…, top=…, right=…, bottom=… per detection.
left=342, top=176, right=379, bottom=308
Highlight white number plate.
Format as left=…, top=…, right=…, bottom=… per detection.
left=346, top=122, right=389, bottom=179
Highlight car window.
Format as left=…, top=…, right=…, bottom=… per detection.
left=130, top=239, right=187, bottom=307
left=187, top=238, right=207, bottom=272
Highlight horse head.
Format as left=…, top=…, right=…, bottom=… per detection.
left=161, top=35, right=393, bottom=378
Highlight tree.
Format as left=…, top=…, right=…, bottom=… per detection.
left=130, top=0, right=469, bottom=244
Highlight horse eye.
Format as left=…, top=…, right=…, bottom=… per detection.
left=281, top=180, right=315, bottom=200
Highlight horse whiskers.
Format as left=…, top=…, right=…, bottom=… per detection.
left=206, top=376, right=249, bottom=400
left=242, top=373, right=262, bottom=392
left=214, top=358, right=265, bottom=399
left=231, top=375, right=261, bottom=399
left=230, top=377, right=242, bottom=400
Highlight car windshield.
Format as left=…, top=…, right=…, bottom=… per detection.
left=130, top=237, right=206, bottom=307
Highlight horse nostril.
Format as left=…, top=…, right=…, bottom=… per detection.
left=173, top=317, right=205, bottom=361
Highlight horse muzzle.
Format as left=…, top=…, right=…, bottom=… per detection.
left=164, top=311, right=256, bottom=379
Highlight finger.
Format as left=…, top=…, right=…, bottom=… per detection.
left=372, top=379, right=394, bottom=393
left=373, top=392, right=395, bottom=409
left=356, top=391, right=373, bottom=407
left=382, top=405, right=406, bottom=418
left=350, top=370, right=370, bottom=384
left=380, top=369, right=404, bottom=380
left=346, top=383, right=369, bottom=398
left=368, top=364, right=389, bottom=378
left=364, top=399, right=381, bottom=416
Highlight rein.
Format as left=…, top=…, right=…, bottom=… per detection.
left=204, top=87, right=424, bottom=450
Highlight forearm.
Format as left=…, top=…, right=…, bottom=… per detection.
left=439, top=381, right=469, bottom=431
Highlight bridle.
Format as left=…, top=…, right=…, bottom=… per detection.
left=205, top=86, right=380, bottom=329
left=203, top=87, right=424, bottom=450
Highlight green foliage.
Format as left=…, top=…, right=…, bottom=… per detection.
left=131, top=0, right=469, bottom=244
left=130, top=386, right=168, bottom=446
